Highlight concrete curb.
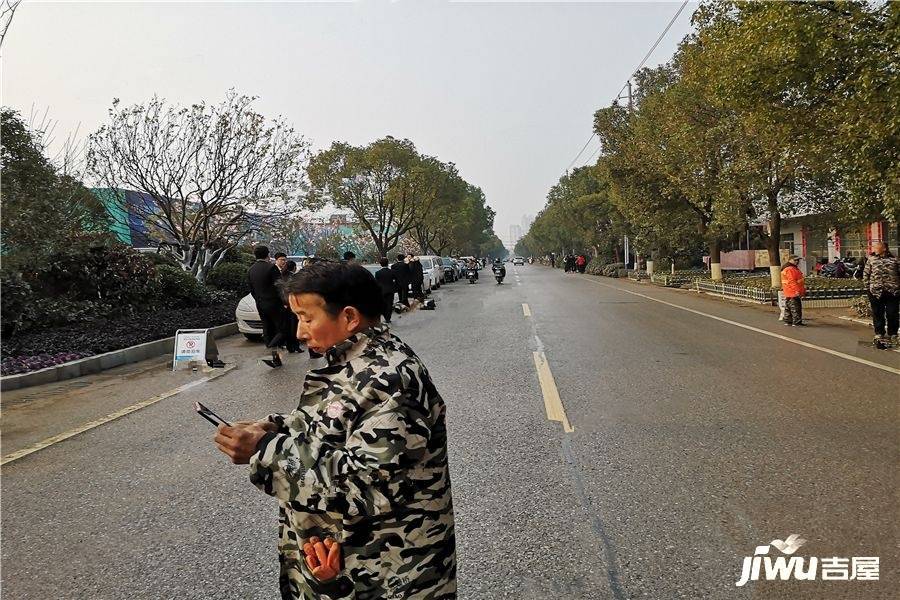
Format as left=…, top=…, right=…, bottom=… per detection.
left=1, top=323, right=238, bottom=392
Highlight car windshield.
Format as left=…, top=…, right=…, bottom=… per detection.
left=420, top=258, right=433, bottom=269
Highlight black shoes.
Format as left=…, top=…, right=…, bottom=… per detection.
left=262, top=350, right=283, bottom=368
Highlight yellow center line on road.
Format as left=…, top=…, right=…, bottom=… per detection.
left=0, top=364, right=236, bottom=466
left=533, top=351, right=574, bottom=432
left=522, top=303, right=532, bottom=317
left=578, top=275, right=900, bottom=377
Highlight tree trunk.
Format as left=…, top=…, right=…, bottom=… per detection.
left=710, top=239, right=723, bottom=281
left=767, top=207, right=782, bottom=289
left=647, top=248, right=658, bottom=275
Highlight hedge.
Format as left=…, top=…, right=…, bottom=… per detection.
left=206, top=262, right=249, bottom=294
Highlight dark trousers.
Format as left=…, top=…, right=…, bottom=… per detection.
left=396, top=281, right=409, bottom=306
left=257, top=302, right=283, bottom=347
left=869, top=292, right=899, bottom=336
left=281, top=309, right=301, bottom=351
left=382, top=293, right=394, bottom=323
left=784, top=296, right=803, bottom=325
left=411, top=280, right=424, bottom=299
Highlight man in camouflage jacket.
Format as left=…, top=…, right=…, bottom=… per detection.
left=214, top=262, right=456, bottom=599
left=863, top=242, right=900, bottom=343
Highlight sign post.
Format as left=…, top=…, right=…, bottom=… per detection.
left=172, top=329, right=220, bottom=371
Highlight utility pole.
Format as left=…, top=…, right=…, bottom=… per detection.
left=624, top=80, right=634, bottom=271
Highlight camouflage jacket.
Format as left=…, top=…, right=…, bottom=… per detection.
left=863, top=254, right=900, bottom=296
left=250, top=325, right=456, bottom=599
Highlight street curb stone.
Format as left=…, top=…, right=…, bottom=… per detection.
left=1, top=322, right=238, bottom=392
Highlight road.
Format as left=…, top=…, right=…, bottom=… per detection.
left=2, top=265, right=897, bottom=599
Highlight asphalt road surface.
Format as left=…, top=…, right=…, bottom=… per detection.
left=2, top=265, right=897, bottom=599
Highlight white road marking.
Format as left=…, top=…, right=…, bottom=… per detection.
left=533, top=351, right=574, bottom=432
left=522, top=303, right=532, bottom=317
left=0, top=364, right=236, bottom=466
left=579, top=276, right=900, bottom=376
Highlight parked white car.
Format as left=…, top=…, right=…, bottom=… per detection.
left=236, top=293, right=265, bottom=340
left=419, top=256, right=442, bottom=290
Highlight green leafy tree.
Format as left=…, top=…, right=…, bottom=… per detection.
left=1, top=108, right=110, bottom=266
left=307, top=137, right=440, bottom=257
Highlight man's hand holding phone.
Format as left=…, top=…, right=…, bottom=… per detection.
left=197, top=402, right=277, bottom=463
left=214, top=422, right=269, bottom=464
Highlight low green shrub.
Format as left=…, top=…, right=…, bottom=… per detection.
left=152, top=265, right=213, bottom=308
left=30, top=234, right=157, bottom=312
left=601, top=262, right=625, bottom=277
left=0, top=270, right=32, bottom=336
left=144, top=252, right=179, bottom=267
left=585, top=258, right=604, bottom=275
left=206, top=262, right=248, bottom=293
left=23, top=297, right=101, bottom=331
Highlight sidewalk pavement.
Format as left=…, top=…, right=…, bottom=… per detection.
left=574, top=273, right=900, bottom=369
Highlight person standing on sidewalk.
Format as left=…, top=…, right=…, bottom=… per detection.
left=408, top=254, right=425, bottom=300
left=391, top=254, right=411, bottom=307
left=248, top=246, right=287, bottom=364
left=863, top=241, right=900, bottom=347
left=781, top=255, right=806, bottom=326
left=374, top=257, right=397, bottom=323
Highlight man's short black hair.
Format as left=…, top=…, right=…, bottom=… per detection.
left=274, top=252, right=287, bottom=260
left=281, top=261, right=383, bottom=319
left=343, top=251, right=356, bottom=261
left=254, top=245, right=270, bottom=259
left=379, top=257, right=389, bottom=267
left=396, top=254, right=405, bottom=262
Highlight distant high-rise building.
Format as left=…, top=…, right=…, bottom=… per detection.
left=509, top=224, right=523, bottom=246
left=521, top=214, right=534, bottom=231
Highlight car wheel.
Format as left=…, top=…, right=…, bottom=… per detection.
left=243, top=333, right=263, bottom=342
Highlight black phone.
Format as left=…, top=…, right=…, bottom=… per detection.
left=195, top=401, right=232, bottom=427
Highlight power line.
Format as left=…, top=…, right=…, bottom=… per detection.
left=565, top=133, right=596, bottom=172
left=566, top=0, right=691, bottom=172
left=614, top=0, right=690, bottom=101
left=582, top=144, right=602, bottom=166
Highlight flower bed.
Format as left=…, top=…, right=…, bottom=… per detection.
left=693, top=276, right=865, bottom=304
left=1, top=297, right=239, bottom=376
left=650, top=269, right=705, bottom=287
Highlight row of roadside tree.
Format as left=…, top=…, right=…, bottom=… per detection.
left=516, top=0, right=898, bottom=287
left=3, top=93, right=503, bottom=284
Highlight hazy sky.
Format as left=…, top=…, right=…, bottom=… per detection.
left=3, top=1, right=695, bottom=243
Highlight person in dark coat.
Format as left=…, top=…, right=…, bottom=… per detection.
left=279, top=261, right=302, bottom=354
left=391, top=254, right=411, bottom=307
left=374, top=257, right=397, bottom=324
left=248, top=245, right=287, bottom=367
left=408, top=253, right=425, bottom=300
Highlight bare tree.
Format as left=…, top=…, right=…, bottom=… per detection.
left=0, top=0, right=22, bottom=50
left=87, top=92, right=311, bottom=281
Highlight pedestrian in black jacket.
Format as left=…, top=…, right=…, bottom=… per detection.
left=408, top=254, right=425, bottom=300
left=374, top=257, right=397, bottom=323
left=391, top=254, right=411, bottom=307
left=248, top=245, right=287, bottom=366
left=279, top=262, right=302, bottom=354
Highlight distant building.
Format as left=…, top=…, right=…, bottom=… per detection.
left=521, top=214, right=534, bottom=231
left=509, top=224, right=523, bottom=247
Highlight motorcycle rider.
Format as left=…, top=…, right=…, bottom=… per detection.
left=492, top=258, right=506, bottom=283
left=466, top=258, right=479, bottom=281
